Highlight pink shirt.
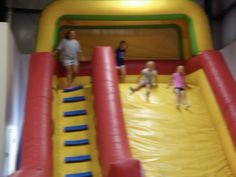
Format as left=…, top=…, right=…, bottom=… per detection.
left=172, top=72, right=185, bottom=88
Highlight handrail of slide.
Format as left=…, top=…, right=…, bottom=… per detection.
left=10, top=53, right=56, bottom=177
left=186, top=50, right=236, bottom=147
left=92, top=46, right=144, bottom=177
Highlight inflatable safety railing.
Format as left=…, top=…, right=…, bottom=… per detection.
left=92, top=46, right=143, bottom=177
left=9, top=53, right=56, bottom=177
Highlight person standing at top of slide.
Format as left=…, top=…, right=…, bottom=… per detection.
left=115, top=40, right=127, bottom=82
left=54, top=30, right=86, bottom=88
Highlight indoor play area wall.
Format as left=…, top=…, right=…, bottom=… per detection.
left=221, top=41, right=236, bottom=81
left=0, top=22, right=9, bottom=176
left=0, top=23, right=29, bottom=177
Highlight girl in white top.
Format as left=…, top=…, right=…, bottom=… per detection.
left=54, top=30, right=85, bottom=88
left=130, top=61, right=158, bottom=100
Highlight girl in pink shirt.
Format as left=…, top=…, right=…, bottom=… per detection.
left=168, top=65, right=190, bottom=109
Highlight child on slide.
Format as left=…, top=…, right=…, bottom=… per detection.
left=130, top=61, right=158, bottom=100
left=167, top=65, right=190, bottom=109
left=115, top=40, right=127, bottom=83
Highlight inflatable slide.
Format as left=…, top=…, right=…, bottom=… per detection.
left=10, top=1, right=236, bottom=177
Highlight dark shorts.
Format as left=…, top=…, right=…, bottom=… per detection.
left=174, top=87, right=185, bottom=91
left=116, top=58, right=125, bottom=66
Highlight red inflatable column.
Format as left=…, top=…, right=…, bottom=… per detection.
left=92, top=46, right=144, bottom=177
left=10, top=52, right=56, bottom=177
left=186, top=50, right=236, bottom=147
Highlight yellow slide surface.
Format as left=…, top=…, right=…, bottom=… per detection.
left=52, top=82, right=101, bottom=177
left=120, top=71, right=235, bottom=177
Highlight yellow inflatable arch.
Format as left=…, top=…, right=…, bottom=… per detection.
left=36, top=0, right=213, bottom=59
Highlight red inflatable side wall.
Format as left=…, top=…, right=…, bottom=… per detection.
left=186, top=50, right=236, bottom=146
left=10, top=53, right=56, bottom=177
left=92, top=46, right=144, bottom=177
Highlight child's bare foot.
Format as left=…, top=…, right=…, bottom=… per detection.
left=184, top=104, right=190, bottom=109
left=66, top=85, right=74, bottom=89
left=129, top=87, right=134, bottom=94
left=146, top=92, right=150, bottom=101
left=176, top=104, right=180, bottom=109
left=146, top=94, right=149, bottom=102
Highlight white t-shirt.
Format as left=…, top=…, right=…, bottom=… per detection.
left=141, top=68, right=158, bottom=84
left=57, top=39, right=81, bottom=60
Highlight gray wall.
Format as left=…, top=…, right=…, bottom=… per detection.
left=223, top=0, right=236, bottom=9
left=220, top=0, right=236, bottom=81
left=210, top=0, right=236, bottom=47
left=211, top=0, right=223, bottom=49
left=0, top=22, right=29, bottom=177
left=7, top=0, right=53, bottom=10
left=222, top=1, right=236, bottom=46
left=221, top=41, right=236, bottom=81
left=7, top=0, right=53, bottom=53
left=11, top=12, right=39, bottom=53
left=11, top=12, right=39, bottom=54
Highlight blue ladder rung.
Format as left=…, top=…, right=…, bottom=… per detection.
left=64, top=85, right=83, bottom=92
left=64, top=139, right=89, bottom=146
left=64, top=110, right=87, bottom=117
left=64, top=125, right=88, bottom=132
left=65, top=171, right=93, bottom=177
left=63, top=96, right=86, bottom=103
left=65, top=155, right=91, bottom=163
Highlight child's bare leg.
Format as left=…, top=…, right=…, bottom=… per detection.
left=130, top=82, right=145, bottom=93
left=174, top=89, right=181, bottom=108
left=131, top=83, right=144, bottom=91
left=181, top=91, right=190, bottom=108
left=120, top=66, right=126, bottom=83
left=66, top=65, right=73, bottom=87
left=145, top=84, right=151, bottom=100
left=72, top=64, right=79, bottom=85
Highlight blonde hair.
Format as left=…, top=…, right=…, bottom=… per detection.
left=146, top=61, right=155, bottom=67
left=176, top=65, right=185, bottom=73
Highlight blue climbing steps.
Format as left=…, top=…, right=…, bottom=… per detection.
left=64, top=110, right=87, bottom=117
left=58, top=86, right=94, bottom=177
left=64, top=125, right=88, bottom=132
left=63, top=96, right=86, bottom=103
left=65, top=155, right=91, bottom=163
left=63, top=85, right=83, bottom=92
left=64, top=139, right=89, bottom=146
left=65, top=172, right=93, bottom=177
